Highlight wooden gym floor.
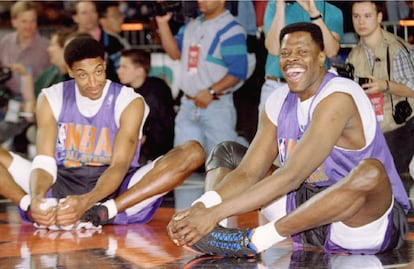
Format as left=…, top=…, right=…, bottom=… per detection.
left=1, top=189, right=414, bottom=269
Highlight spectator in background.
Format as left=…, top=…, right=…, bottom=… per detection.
left=34, top=28, right=74, bottom=98
left=155, top=0, right=249, bottom=156
left=347, top=1, right=414, bottom=176
left=117, top=48, right=175, bottom=165
left=259, top=0, right=343, bottom=116
left=97, top=1, right=131, bottom=64
left=227, top=0, right=257, bottom=78
left=0, top=1, right=50, bottom=154
left=71, top=1, right=126, bottom=82
left=0, top=1, right=50, bottom=102
left=0, top=30, right=85, bottom=149
left=70, top=1, right=100, bottom=40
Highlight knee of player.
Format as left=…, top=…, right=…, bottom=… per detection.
left=167, top=140, right=206, bottom=171
left=184, top=140, right=206, bottom=164
left=206, top=141, right=245, bottom=171
left=347, top=158, right=386, bottom=192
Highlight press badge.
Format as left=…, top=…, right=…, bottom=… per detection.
left=368, top=92, right=384, bottom=122
left=188, top=45, right=200, bottom=76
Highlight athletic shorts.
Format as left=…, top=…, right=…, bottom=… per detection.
left=19, top=160, right=164, bottom=225
left=261, top=183, right=408, bottom=254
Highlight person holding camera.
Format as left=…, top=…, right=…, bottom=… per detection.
left=155, top=0, right=249, bottom=156
left=347, top=1, right=414, bottom=175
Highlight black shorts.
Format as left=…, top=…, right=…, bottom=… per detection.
left=292, top=183, right=408, bottom=253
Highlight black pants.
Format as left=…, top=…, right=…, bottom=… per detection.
left=384, top=117, right=414, bottom=174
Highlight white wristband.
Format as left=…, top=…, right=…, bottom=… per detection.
left=102, top=199, right=118, bottom=219
left=19, top=194, right=31, bottom=211
left=31, top=155, right=57, bottom=184
left=191, top=191, right=222, bottom=208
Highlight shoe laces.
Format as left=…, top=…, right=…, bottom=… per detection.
left=209, top=229, right=249, bottom=251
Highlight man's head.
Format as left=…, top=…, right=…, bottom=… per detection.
left=117, top=49, right=151, bottom=87
left=47, top=28, right=73, bottom=69
left=351, top=1, right=383, bottom=38
left=97, top=1, right=124, bottom=35
left=197, top=0, right=226, bottom=20
left=279, top=22, right=326, bottom=99
left=64, top=37, right=106, bottom=100
left=10, top=1, right=38, bottom=40
left=72, top=1, right=99, bottom=33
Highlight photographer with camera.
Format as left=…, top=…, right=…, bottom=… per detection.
left=155, top=0, right=249, bottom=155
left=347, top=1, right=414, bottom=176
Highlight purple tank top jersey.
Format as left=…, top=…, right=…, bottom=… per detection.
left=277, top=73, right=410, bottom=213
left=55, top=80, right=141, bottom=168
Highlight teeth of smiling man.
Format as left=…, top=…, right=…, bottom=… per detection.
left=286, top=67, right=305, bottom=81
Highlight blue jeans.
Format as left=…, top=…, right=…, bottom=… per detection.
left=259, top=79, right=286, bottom=117
left=174, top=94, right=246, bottom=155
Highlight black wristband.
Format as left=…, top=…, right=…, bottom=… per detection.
left=310, top=14, right=322, bottom=21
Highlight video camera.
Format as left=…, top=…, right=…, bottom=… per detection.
left=331, top=62, right=354, bottom=80
left=148, top=1, right=182, bottom=17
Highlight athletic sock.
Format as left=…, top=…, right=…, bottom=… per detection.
left=101, top=199, right=118, bottom=219
left=250, top=221, right=285, bottom=252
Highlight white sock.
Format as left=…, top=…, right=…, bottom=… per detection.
left=251, top=221, right=285, bottom=252
left=19, top=194, right=31, bottom=211
left=101, top=199, right=117, bottom=219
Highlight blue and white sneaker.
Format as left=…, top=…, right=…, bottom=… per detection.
left=188, top=225, right=258, bottom=258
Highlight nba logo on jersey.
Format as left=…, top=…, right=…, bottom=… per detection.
left=56, top=122, right=68, bottom=162
left=278, top=138, right=287, bottom=164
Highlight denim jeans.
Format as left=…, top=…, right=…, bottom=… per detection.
left=174, top=94, right=245, bottom=155
left=259, top=79, right=287, bottom=117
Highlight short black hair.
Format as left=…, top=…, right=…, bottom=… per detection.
left=96, top=1, right=120, bottom=18
left=279, top=22, right=324, bottom=52
left=64, top=37, right=105, bottom=68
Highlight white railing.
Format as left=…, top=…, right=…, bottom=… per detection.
left=382, top=20, right=414, bottom=42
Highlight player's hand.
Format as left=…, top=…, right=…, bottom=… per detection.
left=168, top=203, right=219, bottom=246
left=155, top=12, right=173, bottom=24
left=55, top=195, right=89, bottom=226
left=30, top=197, right=57, bottom=226
left=167, top=208, right=191, bottom=245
